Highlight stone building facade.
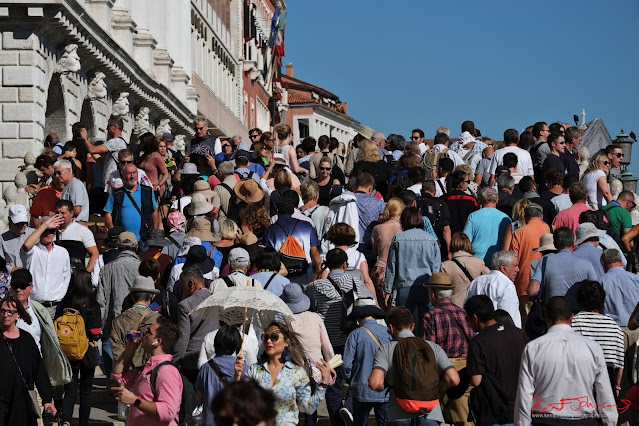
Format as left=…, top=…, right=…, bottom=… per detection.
left=0, top=0, right=247, bottom=191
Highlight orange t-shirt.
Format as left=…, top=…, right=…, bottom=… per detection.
left=510, top=218, right=551, bottom=295
left=30, top=185, right=62, bottom=218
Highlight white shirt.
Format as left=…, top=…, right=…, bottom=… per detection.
left=418, top=143, right=427, bottom=156
left=59, top=221, right=97, bottom=248
left=20, top=243, right=71, bottom=303
left=407, top=183, right=422, bottom=196
left=171, top=195, right=192, bottom=213
left=198, top=324, right=259, bottom=369
left=488, top=146, right=534, bottom=177
left=465, top=270, right=521, bottom=328
left=551, top=193, right=573, bottom=213
left=434, top=177, right=448, bottom=198
left=514, top=324, right=618, bottom=426
left=581, top=170, right=607, bottom=209
left=17, top=300, right=42, bottom=352
left=433, top=144, right=465, bottom=168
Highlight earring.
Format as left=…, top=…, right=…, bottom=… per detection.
left=282, top=346, right=292, bottom=362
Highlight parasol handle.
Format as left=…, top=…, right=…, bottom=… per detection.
left=239, top=278, right=252, bottom=357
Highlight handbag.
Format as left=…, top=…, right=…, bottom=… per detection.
left=3, top=334, right=41, bottom=418
left=525, top=256, right=548, bottom=339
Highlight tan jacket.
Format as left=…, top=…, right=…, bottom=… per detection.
left=110, top=305, right=161, bottom=369
left=441, top=251, right=490, bottom=308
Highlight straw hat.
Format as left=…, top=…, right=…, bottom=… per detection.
left=186, top=217, right=217, bottom=242
left=424, top=272, right=453, bottom=288
left=235, top=179, right=264, bottom=203
left=187, top=193, right=213, bottom=217
left=532, top=233, right=556, bottom=252
left=194, top=179, right=215, bottom=202
left=273, top=153, right=287, bottom=166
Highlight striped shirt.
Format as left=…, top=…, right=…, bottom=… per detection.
left=571, top=311, right=624, bottom=369
left=306, top=270, right=373, bottom=350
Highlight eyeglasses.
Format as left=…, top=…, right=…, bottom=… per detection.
left=250, top=134, right=260, bottom=139
left=464, top=180, right=471, bottom=184
left=53, top=170, right=65, bottom=176
left=615, top=153, right=624, bottom=158
left=0, top=309, right=17, bottom=316
left=195, top=126, right=206, bottom=131
left=411, top=136, right=420, bottom=140
left=262, top=332, right=281, bottom=343
left=319, top=167, right=331, bottom=171
left=42, top=229, right=57, bottom=235
left=11, top=282, right=31, bottom=290
left=120, top=160, right=133, bottom=165
left=603, top=161, right=610, bottom=166
left=558, top=142, right=566, bottom=145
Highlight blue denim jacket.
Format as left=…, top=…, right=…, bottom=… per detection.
left=384, top=228, right=441, bottom=294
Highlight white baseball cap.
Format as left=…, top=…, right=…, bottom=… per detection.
left=8, top=204, right=28, bottom=224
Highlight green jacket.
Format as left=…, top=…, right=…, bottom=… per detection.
left=31, top=300, right=72, bottom=386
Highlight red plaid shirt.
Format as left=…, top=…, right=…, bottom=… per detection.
left=422, top=299, right=474, bottom=358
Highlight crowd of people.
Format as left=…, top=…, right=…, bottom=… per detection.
left=1, top=115, right=638, bottom=426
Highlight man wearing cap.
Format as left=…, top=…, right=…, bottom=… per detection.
left=11, top=268, right=72, bottom=386
left=174, top=268, right=217, bottom=384
left=20, top=214, right=70, bottom=319
left=342, top=299, right=391, bottom=426
left=105, top=149, right=153, bottom=195
left=573, top=223, right=607, bottom=279
left=97, top=231, right=140, bottom=371
left=423, top=272, right=475, bottom=426
left=104, top=163, right=156, bottom=242
left=0, top=204, right=35, bottom=270
left=211, top=247, right=263, bottom=289
left=55, top=158, right=90, bottom=222
left=464, top=295, right=529, bottom=425
left=234, top=150, right=264, bottom=183
left=162, top=132, right=184, bottom=165
left=110, top=275, right=161, bottom=369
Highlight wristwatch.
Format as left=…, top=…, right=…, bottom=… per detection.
left=134, top=397, right=142, bottom=407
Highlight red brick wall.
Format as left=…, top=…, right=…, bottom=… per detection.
left=208, top=0, right=230, bottom=29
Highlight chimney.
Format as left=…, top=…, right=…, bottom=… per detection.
left=285, top=63, right=293, bottom=77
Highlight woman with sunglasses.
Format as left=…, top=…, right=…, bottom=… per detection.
left=235, top=320, right=333, bottom=426
left=315, top=157, right=342, bottom=207
left=581, top=149, right=613, bottom=209
left=0, top=293, right=56, bottom=425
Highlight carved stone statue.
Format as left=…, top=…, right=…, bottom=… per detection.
left=0, top=198, right=7, bottom=233
left=611, top=179, right=623, bottom=200
left=173, top=135, right=186, bottom=154
left=579, top=146, right=590, bottom=178
left=88, top=72, right=108, bottom=100
left=14, top=172, right=30, bottom=210
left=579, top=108, right=587, bottom=130
left=133, top=107, right=151, bottom=135
left=112, top=92, right=130, bottom=116
left=58, top=44, right=81, bottom=73
left=23, top=152, right=39, bottom=186
left=156, top=119, right=171, bottom=136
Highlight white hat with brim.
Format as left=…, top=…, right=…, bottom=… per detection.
left=180, top=163, right=199, bottom=175
left=533, top=233, right=556, bottom=252
left=177, top=236, right=202, bottom=257
left=187, top=193, right=214, bottom=216
left=575, top=223, right=607, bottom=246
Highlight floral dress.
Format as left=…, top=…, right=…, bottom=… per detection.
left=247, top=361, right=326, bottom=426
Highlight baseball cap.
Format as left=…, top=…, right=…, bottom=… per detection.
left=11, top=268, right=33, bottom=289
left=116, top=231, right=138, bottom=248
left=8, top=204, right=28, bottom=224
left=228, top=247, right=250, bottom=265
left=162, top=133, right=175, bottom=142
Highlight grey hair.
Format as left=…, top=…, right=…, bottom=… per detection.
left=478, top=187, right=499, bottom=205
left=218, top=161, right=235, bottom=177
left=231, top=135, right=242, bottom=142
left=53, top=159, right=72, bottom=170
left=179, top=266, right=204, bottom=284
left=230, top=257, right=249, bottom=270
left=371, top=131, right=385, bottom=142
left=601, top=248, right=623, bottom=266
left=491, top=250, right=518, bottom=270
left=193, top=115, right=208, bottom=125
left=497, top=174, right=515, bottom=190
left=524, top=203, right=544, bottom=220
left=433, top=288, right=453, bottom=299
left=436, top=126, right=450, bottom=137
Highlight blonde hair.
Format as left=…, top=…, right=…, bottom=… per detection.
left=586, top=149, right=609, bottom=175
left=300, top=180, right=319, bottom=203
left=275, top=124, right=292, bottom=141
left=359, top=139, right=381, bottom=162
left=511, top=198, right=531, bottom=224
left=219, top=219, right=239, bottom=240
left=273, top=169, right=291, bottom=189
left=382, top=198, right=405, bottom=221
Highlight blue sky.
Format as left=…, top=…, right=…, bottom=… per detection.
left=284, top=1, right=639, bottom=173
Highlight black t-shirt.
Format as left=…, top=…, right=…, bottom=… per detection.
left=352, top=160, right=393, bottom=197
left=466, top=323, right=529, bottom=420
left=441, top=190, right=478, bottom=234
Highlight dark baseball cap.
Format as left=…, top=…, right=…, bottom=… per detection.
left=11, top=268, right=33, bottom=289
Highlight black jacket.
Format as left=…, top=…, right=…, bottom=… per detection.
left=469, top=372, right=510, bottom=425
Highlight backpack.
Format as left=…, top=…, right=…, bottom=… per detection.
left=237, top=170, right=255, bottom=180
left=54, top=308, right=89, bottom=361
left=420, top=147, right=450, bottom=179
left=391, top=337, right=440, bottom=414
left=327, top=275, right=358, bottom=334
left=462, top=150, right=475, bottom=166
left=150, top=361, right=202, bottom=426
left=219, top=182, right=247, bottom=224
left=275, top=222, right=309, bottom=277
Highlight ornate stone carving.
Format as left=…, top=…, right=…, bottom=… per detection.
left=156, top=119, right=171, bottom=136
left=88, top=72, right=108, bottom=99
left=57, top=44, right=81, bottom=73
left=579, top=146, right=590, bottom=178
left=23, top=152, right=39, bottom=186
left=14, top=172, right=30, bottom=210
left=133, top=107, right=151, bottom=135
left=173, top=135, right=186, bottom=154
left=112, top=92, right=130, bottom=116
left=611, top=179, right=623, bottom=200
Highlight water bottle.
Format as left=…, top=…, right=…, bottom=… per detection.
left=117, top=382, right=129, bottom=420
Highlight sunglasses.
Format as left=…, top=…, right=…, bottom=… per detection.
left=120, top=160, right=133, bottom=165
left=558, top=142, right=566, bottom=145
left=11, top=282, right=32, bottom=290
left=319, top=167, right=331, bottom=171
left=0, top=309, right=17, bottom=316
left=195, top=126, right=206, bottom=131
left=250, top=134, right=260, bottom=139
left=603, top=161, right=610, bottom=166
left=411, top=136, right=420, bottom=140
left=262, top=332, right=281, bottom=343
left=42, top=229, right=57, bottom=235
left=615, top=153, right=624, bottom=158
left=464, top=180, right=471, bottom=184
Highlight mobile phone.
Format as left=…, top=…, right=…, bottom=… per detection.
left=125, top=331, right=142, bottom=341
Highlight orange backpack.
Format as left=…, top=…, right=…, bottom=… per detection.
left=275, top=222, right=308, bottom=277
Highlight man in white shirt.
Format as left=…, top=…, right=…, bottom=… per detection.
left=20, top=213, right=71, bottom=319
left=488, top=129, right=534, bottom=186
left=465, top=250, right=521, bottom=328
left=515, top=296, right=618, bottom=426
left=55, top=199, right=99, bottom=272
left=411, top=128, right=428, bottom=156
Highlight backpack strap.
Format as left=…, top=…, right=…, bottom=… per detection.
left=153, top=252, right=162, bottom=260
left=219, top=183, right=236, bottom=216
left=436, top=179, right=446, bottom=195
left=451, top=258, right=475, bottom=282
left=327, top=276, right=343, bottom=298
left=537, top=255, right=549, bottom=302
left=263, top=272, right=278, bottom=290
left=222, top=276, right=234, bottom=287
left=360, top=326, right=381, bottom=348
left=208, top=359, right=228, bottom=384
left=148, top=360, right=173, bottom=395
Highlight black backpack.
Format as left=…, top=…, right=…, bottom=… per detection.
left=327, top=275, right=358, bottom=334
left=149, top=361, right=201, bottom=426
left=219, top=182, right=247, bottom=224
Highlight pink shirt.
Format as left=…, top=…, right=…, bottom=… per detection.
left=111, top=354, right=182, bottom=426
left=552, top=202, right=592, bottom=232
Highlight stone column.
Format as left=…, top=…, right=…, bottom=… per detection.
left=111, top=0, right=136, bottom=53
left=130, top=0, right=157, bottom=76
left=84, top=0, right=115, bottom=34
left=150, top=0, right=173, bottom=88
